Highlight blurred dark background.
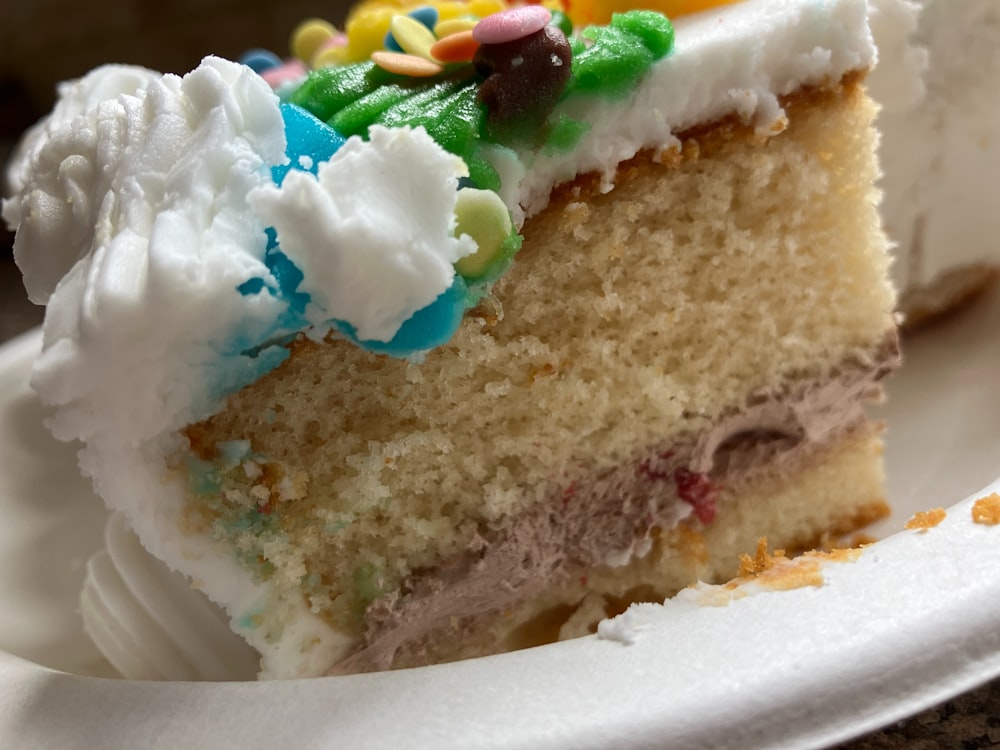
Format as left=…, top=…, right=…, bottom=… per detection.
left=0, top=0, right=352, bottom=340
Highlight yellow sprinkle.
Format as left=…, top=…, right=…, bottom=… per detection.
left=312, top=44, right=351, bottom=69
left=291, top=18, right=337, bottom=63
left=453, top=188, right=513, bottom=278
left=434, top=18, right=478, bottom=38
left=345, top=0, right=505, bottom=61
left=371, top=50, right=444, bottom=77
left=390, top=15, right=438, bottom=61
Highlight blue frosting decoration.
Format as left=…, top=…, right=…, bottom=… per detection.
left=270, top=103, right=346, bottom=185
left=238, top=100, right=472, bottom=361
left=239, top=103, right=346, bottom=315
left=336, top=276, right=470, bottom=357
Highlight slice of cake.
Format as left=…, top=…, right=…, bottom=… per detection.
left=870, top=0, right=1000, bottom=324
left=4, top=0, right=898, bottom=678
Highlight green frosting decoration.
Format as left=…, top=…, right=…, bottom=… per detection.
left=612, top=10, right=675, bottom=58
left=291, top=62, right=397, bottom=121
left=329, top=83, right=415, bottom=136
left=288, top=10, right=674, bottom=166
left=569, top=11, right=675, bottom=97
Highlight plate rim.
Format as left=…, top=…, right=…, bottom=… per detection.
left=2, top=326, right=1000, bottom=750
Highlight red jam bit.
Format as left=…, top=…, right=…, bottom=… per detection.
left=673, top=467, right=717, bottom=525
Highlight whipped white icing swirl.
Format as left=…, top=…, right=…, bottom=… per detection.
left=4, top=58, right=478, bottom=445
left=6, top=57, right=287, bottom=443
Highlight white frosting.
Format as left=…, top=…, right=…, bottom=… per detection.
left=8, top=57, right=289, bottom=445
left=2, top=65, right=162, bottom=205
left=500, top=0, right=877, bottom=222
left=872, top=0, right=1000, bottom=295
left=3, top=0, right=883, bottom=679
left=249, top=126, right=476, bottom=342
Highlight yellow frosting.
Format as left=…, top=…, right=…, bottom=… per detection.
left=566, top=0, right=739, bottom=28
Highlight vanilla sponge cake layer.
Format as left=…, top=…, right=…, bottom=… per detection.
left=181, top=73, right=895, bottom=672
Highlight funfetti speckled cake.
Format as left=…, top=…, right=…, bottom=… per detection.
left=3, top=0, right=900, bottom=678
left=869, top=0, right=1000, bottom=324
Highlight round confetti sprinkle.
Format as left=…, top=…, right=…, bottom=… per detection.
left=433, top=17, right=478, bottom=39
left=473, top=5, right=552, bottom=45
left=261, top=60, right=309, bottom=89
left=291, top=19, right=337, bottom=62
left=453, top=188, right=513, bottom=278
left=312, top=41, right=350, bottom=69
left=390, top=14, right=439, bottom=60
left=407, top=6, right=439, bottom=30
left=430, top=29, right=479, bottom=63
left=371, top=50, right=444, bottom=77
left=239, top=48, right=282, bottom=73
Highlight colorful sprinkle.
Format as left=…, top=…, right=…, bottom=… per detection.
left=390, top=14, right=439, bottom=60
left=408, top=6, right=440, bottom=30
left=433, top=17, right=478, bottom=38
left=430, top=29, right=479, bottom=63
left=291, top=19, right=338, bottom=63
left=261, top=60, right=309, bottom=89
left=341, top=0, right=506, bottom=64
left=312, top=37, right=351, bottom=69
left=239, top=49, right=282, bottom=74
left=453, top=188, right=514, bottom=279
left=473, top=5, right=552, bottom=45
left=371, top=51, right=444, bottom=77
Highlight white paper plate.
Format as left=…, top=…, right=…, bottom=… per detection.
left=0, top=288, right=998, bottom=749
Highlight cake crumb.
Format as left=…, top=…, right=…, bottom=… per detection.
left=726, top=539, right=857, bottom=594
left=737, top=537, right=787, bottom=577
left=847, top=532, right=879, bottom=548
left=972, top=493, right=1000, bottom=526
left=905, top=508, right=947, bottom=531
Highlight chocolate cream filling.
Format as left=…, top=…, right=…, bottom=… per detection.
left=328, top=332, right=900, bottom=674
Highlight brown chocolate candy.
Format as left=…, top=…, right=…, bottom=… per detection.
left=473, top=24, right=572, bottom=145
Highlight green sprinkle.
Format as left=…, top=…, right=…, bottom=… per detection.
left=454, top=187, right=515, bottom=279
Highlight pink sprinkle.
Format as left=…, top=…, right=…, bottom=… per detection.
left=261, top=60, right=308, bottom=88
left=473, top=5, right=552, bottom=45
left=320, top=32, right=349, bottom=50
